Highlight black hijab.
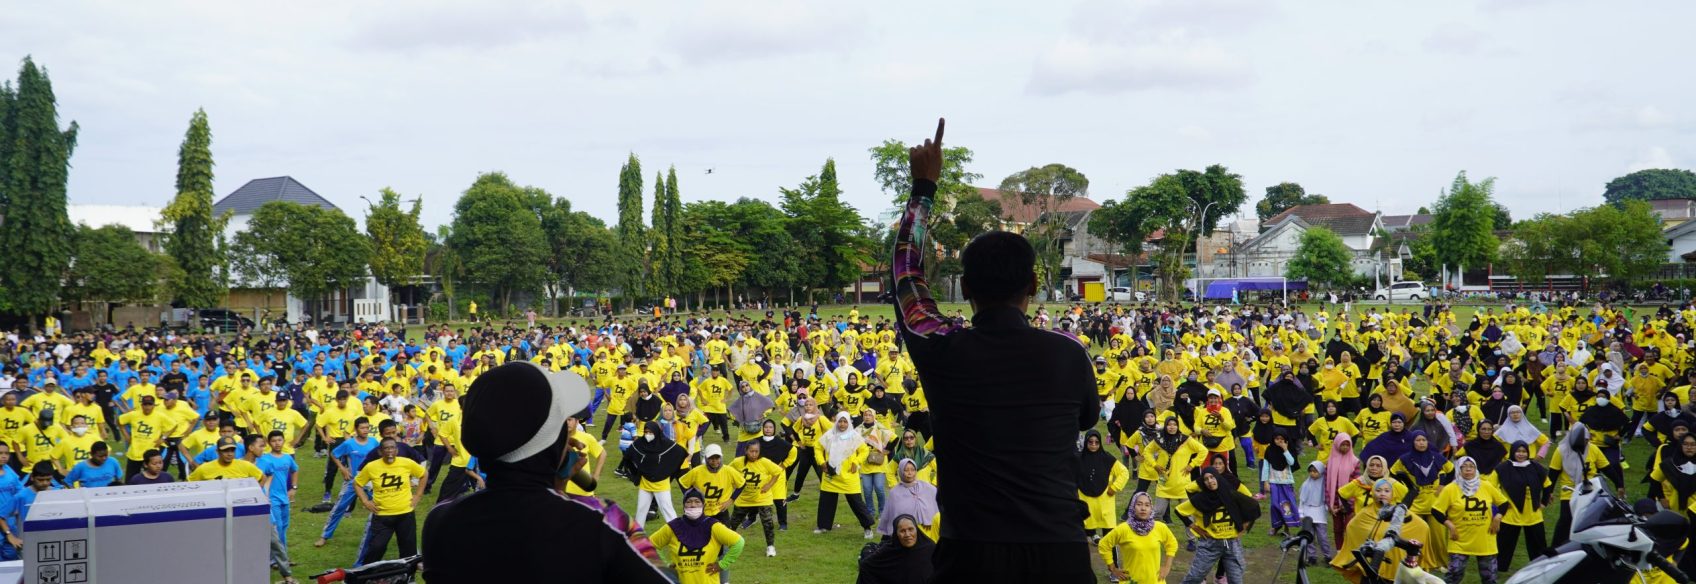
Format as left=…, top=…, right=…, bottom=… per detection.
left=1078, top=430, right=1117, bottom=497
left=1262, top=432, right=1292, bottom=472
left=633, top=389, right=662, bottom=422
left=1266, top=377, right=1308, bottom=420
left=1580, top=397, right=1630, bottom=433
left=757, top=419, right=793, bottom=464
left=1494, top=441, right=1545, bottom=511
left=856, top=515, right=936, bottom=584
left=623, top=421, right=686, bottom=484
left=1658, top=434, right=1696, bottom=512
left=1464, top=434, right=1507, bottom=472
left=1188, top=468, right=1260, bottom=527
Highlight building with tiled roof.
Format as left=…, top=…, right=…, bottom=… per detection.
left=1233, top=203, right=1395, bottom=281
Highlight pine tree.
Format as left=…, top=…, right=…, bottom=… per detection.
left=161, top=109, right=226, bottom=307
left=664, top=166, right=684, bottom=297
left=0, top=57, right=78, bottom=321
left=615, top=154, right=646, bottom=303
left=650, top=170, right=670, bottom=295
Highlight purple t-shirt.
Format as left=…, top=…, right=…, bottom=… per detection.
left=126, top=472, right=175, bottom=485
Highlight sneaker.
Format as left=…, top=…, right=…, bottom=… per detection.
left=786, top=494, right=801, bottom=503
left=1541, top=418, right=1549, bottom=424
left=864, top=529, right=875, bottom=539
left=1186, top=539, right=1196, bottom=552
left=779, top=524, right=788, bottom=531
left=739, top=518, right=755, bottom=530
left=766, top=546, right=777, bottom=557
left=813, top=528, right=827, bottom=534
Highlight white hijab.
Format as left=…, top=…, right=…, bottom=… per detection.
left=821, top=411, right=865, bottom=469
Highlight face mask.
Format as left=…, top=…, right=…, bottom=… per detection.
left=644, top=434, right=656, bottom=442
left=683, top=507, right=703, bottom=519
left=1486, top=369, right=1497, bottom=376
left=1596, top=398, right=1610, bottom=407
left=72, top=427, right=88, bottom=436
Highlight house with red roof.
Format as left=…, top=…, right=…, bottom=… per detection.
left=1233, top=203, right=1396, bottom=280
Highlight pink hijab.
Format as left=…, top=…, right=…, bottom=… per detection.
left=1323, top=432, right=1360, bottom=508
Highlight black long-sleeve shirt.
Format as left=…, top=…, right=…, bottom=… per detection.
left=891, top=179, right=1100, bottom=544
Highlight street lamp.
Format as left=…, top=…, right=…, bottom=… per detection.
left=1182, top=199, right=1219, bottom=300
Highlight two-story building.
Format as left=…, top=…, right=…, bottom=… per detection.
left=1233, top=203, right=1394, bottom=280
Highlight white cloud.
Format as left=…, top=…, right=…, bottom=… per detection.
left=345, top=2, right=592, bottom=52
left=663, top=1, right=867, bottom=65
left=1027, top=0, right=1262, bottom=96
left=1576, top=105, right=1689, bottom=132
left=1627, top=146, right=1676, bottom=172
left=1177, top=125, right=1214, bottom=141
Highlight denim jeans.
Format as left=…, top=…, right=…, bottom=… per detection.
left=859, top=472, right=888, bottom=519
left=1179, top=538, right=1244, bottom=584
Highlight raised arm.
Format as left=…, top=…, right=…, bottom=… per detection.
left=892, top=118, right=962, bottom=339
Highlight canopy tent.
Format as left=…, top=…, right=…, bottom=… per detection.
left=1201, top=278, right=1307, bottom=300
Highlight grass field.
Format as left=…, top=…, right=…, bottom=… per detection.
left=273, top=302, right=1660, bottom=583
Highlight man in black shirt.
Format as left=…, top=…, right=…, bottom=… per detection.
left=90, top=370, right=121, bottom=439
left=890, top=119, right=1099, bottom=583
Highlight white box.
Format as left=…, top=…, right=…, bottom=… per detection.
left=23, top=479, right=271, bottom=584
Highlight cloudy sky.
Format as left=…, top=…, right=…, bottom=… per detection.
left=5, top=0, right=1692, bottom=230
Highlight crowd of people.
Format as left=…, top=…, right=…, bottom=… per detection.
left=4, top=293, right=1695, bottom=583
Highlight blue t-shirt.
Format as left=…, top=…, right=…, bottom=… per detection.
left=0, top=467, right=21, bottom=532
left=331, top=437, right=380, bottom=472
left=256, top=453, right=299, bottom=504
left=66, top=460, right=122, bottom=488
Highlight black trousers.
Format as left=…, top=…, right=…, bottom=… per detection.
left=600, top=413, right=630, bottom=440
left=436, top=465, right=471, bottom=503
left=323, top=438, right=346, bottom=497
left=816, top=491, right=873, bottom=531
left=1552, top=501, right=1573, bottom=547
left=422, top=445, right=448, bottom=494
left=931, top=539, right=1094, bottom=584
left=706, top=413, right=731, bottom=441
left=162, top=437, right=187, bottom=479
left=1496, top=522, right=1546, bottom=572
left=792, top=448, right=822, bottom=494
left=124, top=459, right=144, bottom=483
left=359, top=512, right=417, bottom=566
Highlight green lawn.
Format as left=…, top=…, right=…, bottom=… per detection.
left=273, top=302, right=1657, bottom=583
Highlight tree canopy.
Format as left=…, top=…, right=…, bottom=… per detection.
left=236, top=201, right=371, bottom=304
left=1500, top=201, right=1668, bottom=283
left=64, top=225, right=161, bottom=305
left=1256, top=182, right=1329, bottom=223
left=998, top=164, right=1089, bottom=294
left=1088, top=165, right=1246, bottom=299
left=1285, top=226, right=1353, bottom=288
left=868, top=139, right=982, bottom=210
left=446, top=172, right=549, bottom=310
left=1428, top=171, right=1501, bottom=272
left=161, top=108, right=226, bottom=307
left=1603, top=168, right=1696, bottom=205
left=364, top=188, right=427, bottom=297
left=782, top=159, right=872, bottom=297
left=0, top=57, right=78, bottom=319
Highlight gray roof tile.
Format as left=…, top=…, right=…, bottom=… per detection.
left=212, top=176, right=338, bottom=216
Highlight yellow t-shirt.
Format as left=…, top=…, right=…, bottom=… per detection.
left=1432, top=482, right=1507, bottom=556
left=649, top=521, right=742, bottom=584
left=679, top=465, right=747, bottom=516
left=1353, top=410, right=1393, bottom=444
left=1546, top=443, right=1609, bottom=501
left=729, top=457, right=786, bottom=507
left=0, top=406, right=36, bottom=447
left=254, top=409, right=308, bottom=454
left=64, top=403, right=106, bottom=431
left=355, top=457, right=427, bottom=516
left=1307, top=417, right=1359, bottom=460
left=1176, top=499, right=1241, bottom=540
left=52, top=433, right=102, bottom=468
left=563, top=429, right=606, bottom=497
left=1488, top=469, right=1550, bottom=526
left=118, top=409, right=177, bottom=461
left=813, top=443, right=867, bottom=495
left=188, top=458, right=265, bottom=481
left=1098, top=521, right=1178, bottom=584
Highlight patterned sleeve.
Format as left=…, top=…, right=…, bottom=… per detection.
left=892, top=179, right=961, bottom=338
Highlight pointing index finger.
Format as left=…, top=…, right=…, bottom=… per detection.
left=934, top=118, right=946, bottom=148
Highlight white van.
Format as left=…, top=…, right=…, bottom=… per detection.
left=1373, top=281, right=1427, bottom=301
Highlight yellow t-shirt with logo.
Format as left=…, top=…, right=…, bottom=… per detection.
left=52, top=433, right=102, bottom=468
left=1432, top=482, right=1507, bottom=556
left=255, top=408, right=308, bottom=454
left=355, top=457, right=427, bottom=516
left=118, top=410, right=177, bottom=461
left=189, top=458, right=265, bottom=481
left=679, top=465, right=747, bottom=516
left=729, top=457, right=786, bottom=507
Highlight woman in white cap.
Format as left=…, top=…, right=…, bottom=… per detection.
left=422, top=361, right=669, bottom=583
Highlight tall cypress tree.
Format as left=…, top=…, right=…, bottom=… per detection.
left=663, top=166, right=683, bottom=297
left=615, top=153, right=646, bottom=302
left=0, top=57, right=78, bottom=322
left=649, top=170, right=669, bottom=296
left=161, top=109, right=225, bottom=307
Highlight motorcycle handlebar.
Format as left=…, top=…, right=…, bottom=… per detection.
left=1649, top=552, right=1695, bottom=584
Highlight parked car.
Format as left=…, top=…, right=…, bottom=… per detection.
left=1107, top=287, right=1147, bottom=302
left=1373, top=281, right=1427, bottom=301
left=196, top=308, right=254, bottom=332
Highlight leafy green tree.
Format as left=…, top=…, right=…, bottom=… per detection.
left=1285, top=227, right=1353, bottom=288
left=364, top=188, right=427, bottom=306
left=868, top=140, right=982, bottom=210
left=1429, top=171, right=1501, bottom=273
left=539, top=197, right=618, bottom=308
left=1403, top=225, right=1439, bottom=280
left=446, top=173, right=549, bottom=311
left=782, top=159, right=871, bottom=301
left=0, top=57, right=79, bottom=321
left=161, top=108, right=226, bottom=307
left=1501, top=201, right=1668, bottom=283
left=1088, top=165, right=1245, bottom=299
left=679, top=201, right=752, bottom=308
left=1256, top=182, right=1329, bottom=222
left=663, top=166, right=683, bottom=295
left=649, top=170, right=670, bottom=295
left=928, top=190, right=1003, bottom=300
left=227, top=229, right=286, bottom=311
left=614, top=154, right=647, bottom=304
left=236, top=201, right=371, bottom=312
left=998, top=164, right=1090, bottom=296
left=64, top=225, right=161, bottom=305
left=1603, top=168, right=1696, bottom=205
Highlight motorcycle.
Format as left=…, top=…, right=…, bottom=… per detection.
left=1503, top=477, right=1691, bottom=584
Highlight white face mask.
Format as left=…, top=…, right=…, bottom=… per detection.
left=1596, top=398, right=1610, bottom=407
left=644, top=434, right=656, bottom=442
left=683, top=507, right=703, bottom=519
left=72, top=426, right=88, bottom=436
